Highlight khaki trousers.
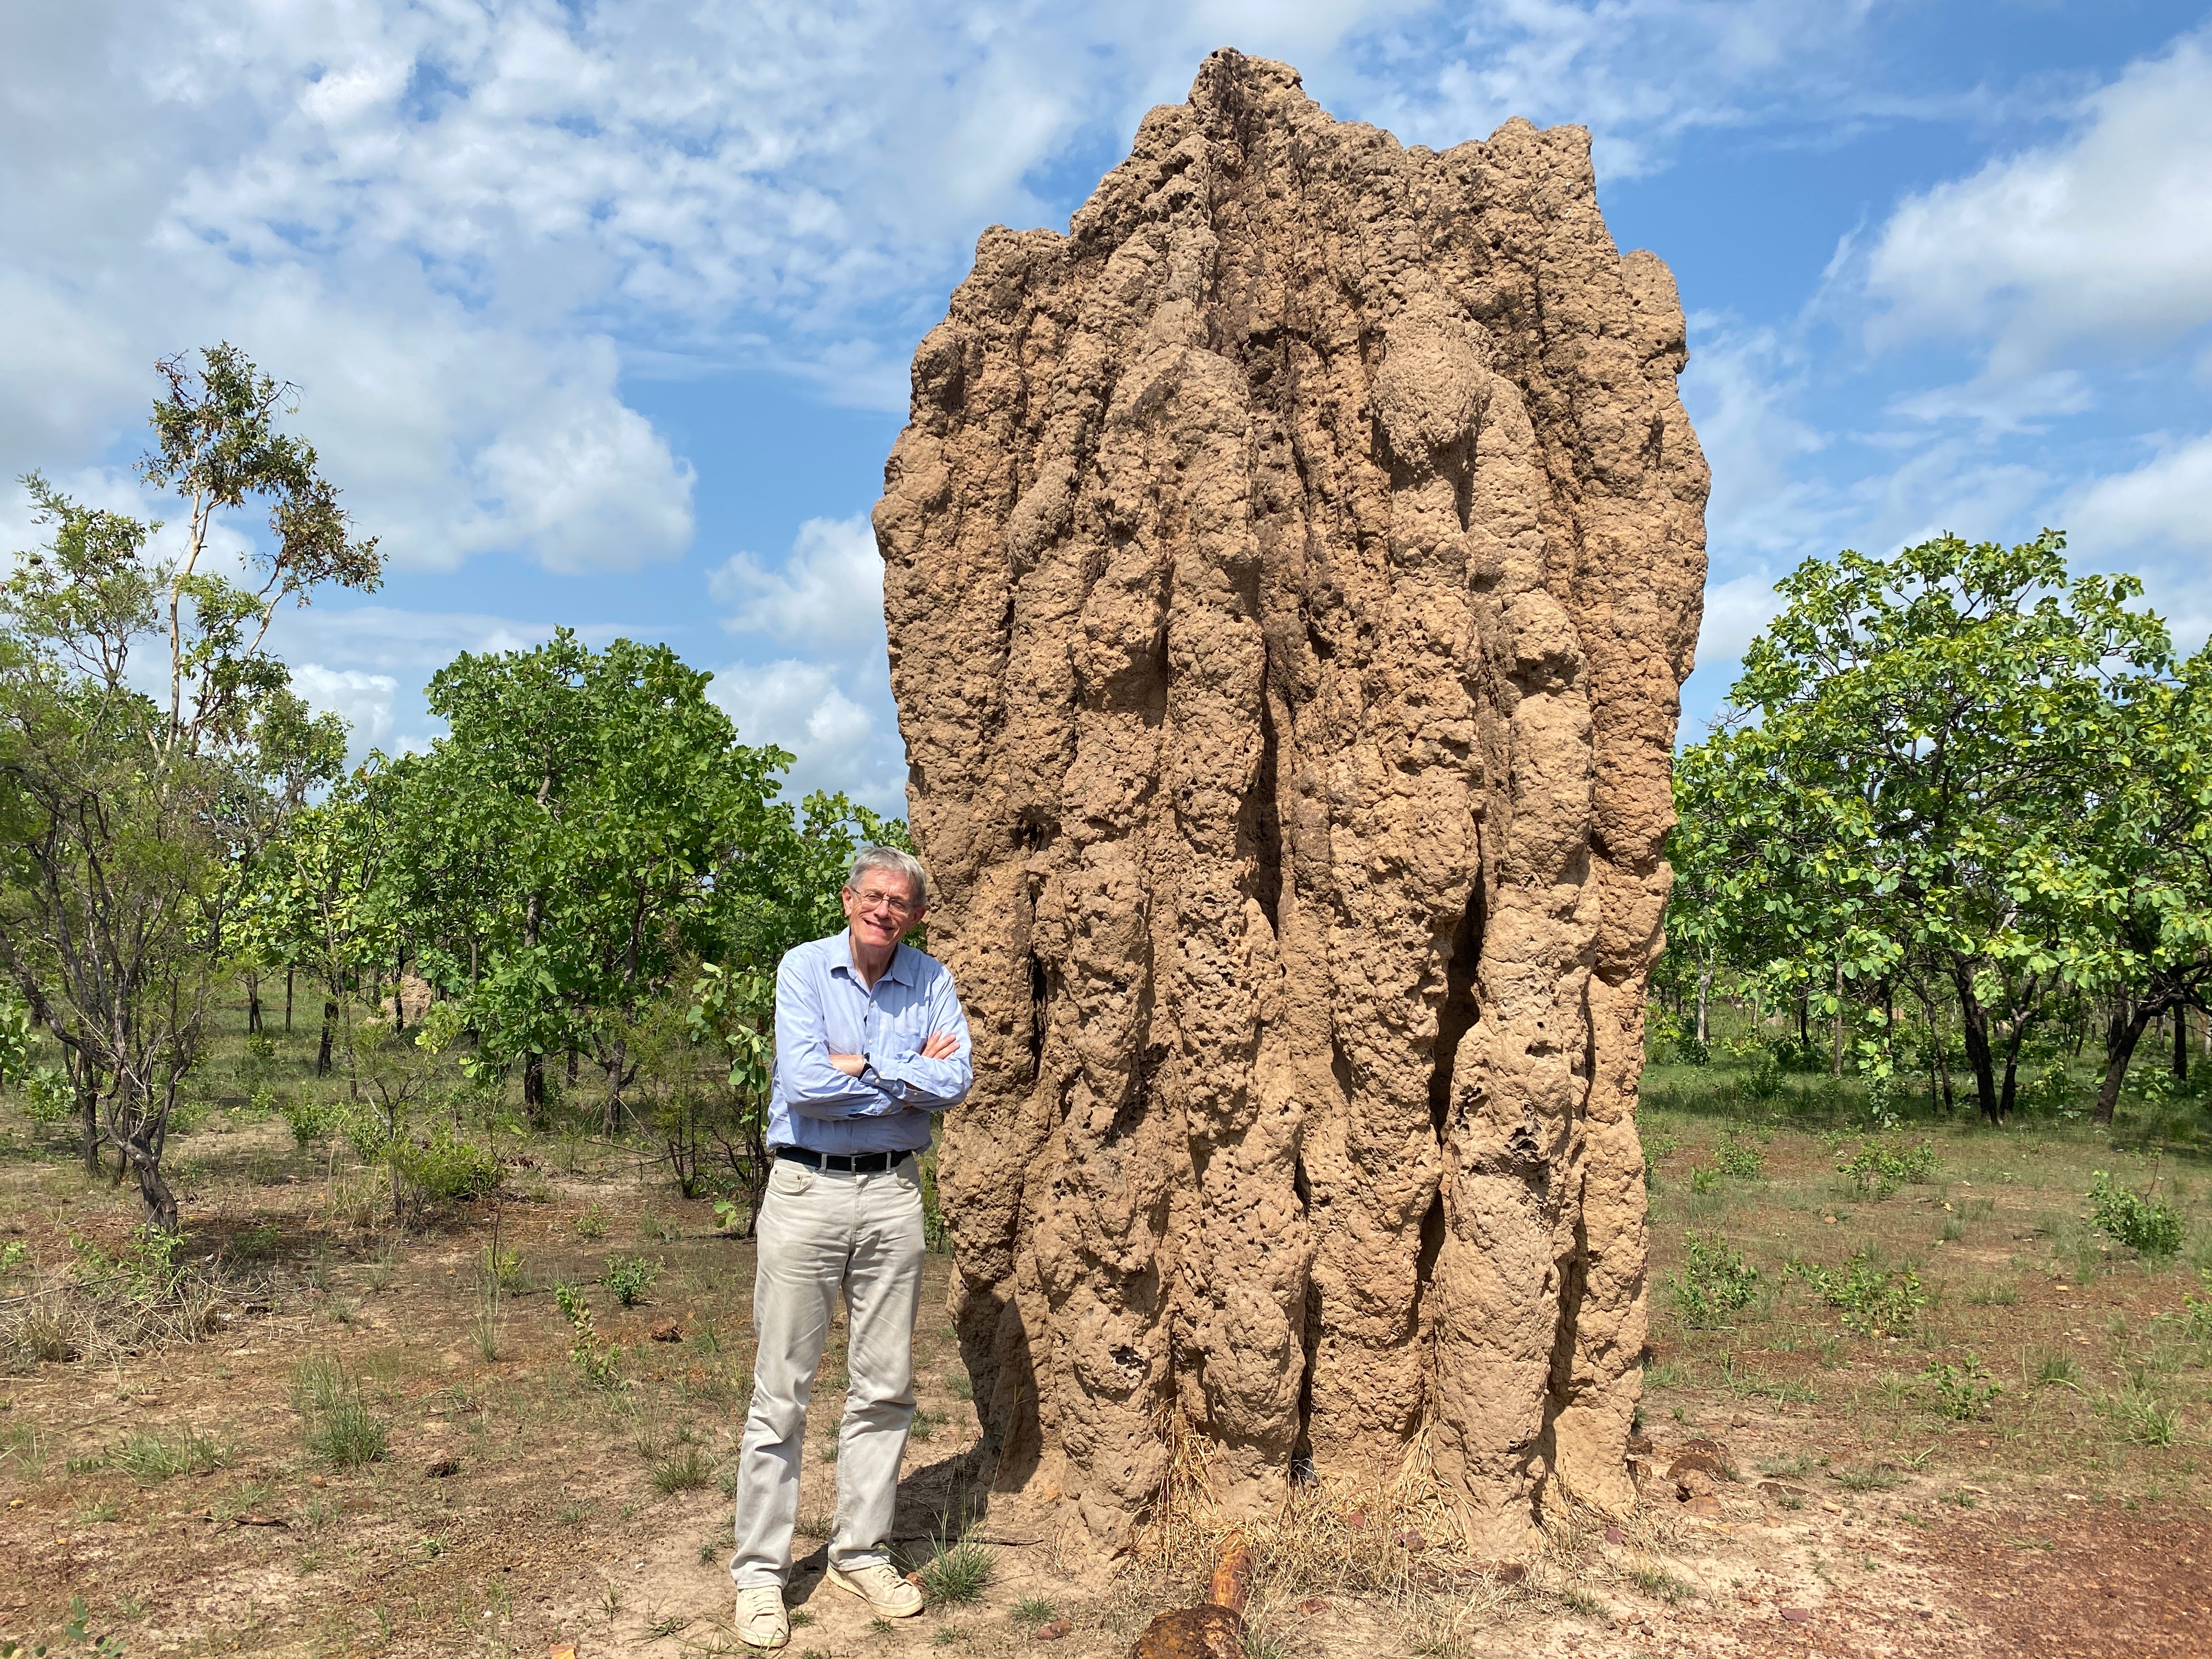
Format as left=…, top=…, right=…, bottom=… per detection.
left=729, top=1154, right=924, bottom=1589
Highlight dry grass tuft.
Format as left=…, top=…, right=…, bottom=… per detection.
left=1, top=1262, right=226, bottom=1367
left=1122, top=1415, right=1621, bottom=1654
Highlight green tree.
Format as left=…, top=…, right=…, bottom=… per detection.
left=405, top=631, right=794, bottom=1131
left=0, top=345, right=377, bottom=1224
left=1677, top=532, right=2166, bottom=1122
left=2017, top=644, right=2212, bottom=1122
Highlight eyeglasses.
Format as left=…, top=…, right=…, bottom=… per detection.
left=847, top=888, right=918, bottom=917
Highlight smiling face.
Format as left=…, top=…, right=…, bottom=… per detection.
left=841, top=870, right=925, bottom=953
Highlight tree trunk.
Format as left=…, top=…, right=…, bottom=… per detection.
left=1951, top=963, right=2001, bottom=1122
left=246, top=974, right=262, bottom=1035
left=71, top=1053, right=102, bottom=1178
left=2094, top=1002, right=2156, bottom=1126
left=1695, top=962, right=1712, bottom=1046
left=566, top=1046, right=579, bottom=1086
left=2175, top=1005, right=2189, bottom=1083
left=602, top=1039, right=627, bottom=1137
left=1831, top=962, right=1846, bottom=1078
left=317, top=998, right=338, bottom=1077
left=285, top=966, right=294, bottom=1033
left=523, top=1052, right=545, bottom=1125
left=1797, top=991, right=1809, bottom=1053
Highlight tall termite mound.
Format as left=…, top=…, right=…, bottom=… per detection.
left=874, top=50, right=1708, bottom=1553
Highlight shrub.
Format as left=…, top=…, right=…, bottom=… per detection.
left=1741, top=1049, right=1783, bottom=1103
left=0, top=998, right=31, bottom=1085
left=21, top=1065, right=73, bottom=1125
left=396, top=1126, right=503, bottom=1203
left=601, top=1254, right=662, bottom=1307
left=1837, top=1138, right=1940, bottom=1199
left=280, top=1092, right=344, bottom=1148
left=554, top=1282, right=619, bottom=1386
left=2087, top=1172, right=2185, bottom=1259
left=1668, top=1232, right=1760, bottom=1328
left=1925, top=1352, right=2002, bottom=1420
left=1792, top=1252, right=1928, bottom=1336
left=1673, top=1030, right=1711, bottom=1067
left=1713, top=1138, right=1764, bottom=1179
left=2183, top=1272, right=2212, bottom=1341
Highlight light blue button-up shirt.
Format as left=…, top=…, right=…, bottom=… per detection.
left=767, top=929, right=974, bottom=1155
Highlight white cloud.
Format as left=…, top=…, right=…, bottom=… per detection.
left=710, top=657, right=906, bottom=812
left=1680, top=318, right=1832, bottom=559
left=290, top=663, right=399, bottom=748
left=1691, top=572, right=1785, bottom=677
left=1866, top=30, right=2212, bottom=377
left=710, top=515, right=883, bottom=658
left=708, top=514, right=905, bottom=812
left=2067, top=433, right=2212, bottom=558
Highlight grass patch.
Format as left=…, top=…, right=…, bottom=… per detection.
left=292, top=1356, right=390, bottom=1470
left=917, top=1531, right=994, bottom=1606
left=651, top=1444, right=713, bottom=1493
left=116, top=1424, right=229, bottom=1482
left=2106, top=1391, right=2180, bottom=1447
left=1629, top=1566, right=1695, bottom=1604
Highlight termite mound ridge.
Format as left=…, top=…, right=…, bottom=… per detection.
left=874, top=48, right=1708, bottom=1554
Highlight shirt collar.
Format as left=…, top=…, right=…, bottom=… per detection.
left=834, top=928, right=913, bottom=986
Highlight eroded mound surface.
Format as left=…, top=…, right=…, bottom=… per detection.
left=874, top=49, right=1707, bottom=1551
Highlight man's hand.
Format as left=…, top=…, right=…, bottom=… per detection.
left=828, top=1053, right=866, bottom=1077
left=920, top=1031, right=960, bottom=1061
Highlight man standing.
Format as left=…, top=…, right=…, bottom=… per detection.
left=730, top=847, right=972, bottom=1650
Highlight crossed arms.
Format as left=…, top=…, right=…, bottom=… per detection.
left=774, top=953, right=973, bottom=1122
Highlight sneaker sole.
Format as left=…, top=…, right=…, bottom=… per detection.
left=824, top=1565, right=925, bottom=1618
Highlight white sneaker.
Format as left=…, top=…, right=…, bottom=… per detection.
left=825, top=1560, right=924, bottom=1617
left=733, top=1584, right=789, bottom=1650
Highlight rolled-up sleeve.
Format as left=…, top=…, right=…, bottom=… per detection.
left=775, top=952, right=902, bottom=1121
left=867, top=966, right=974, bottom=1110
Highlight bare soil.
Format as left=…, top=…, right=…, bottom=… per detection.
left=0, top=1103, right=2206, bottom=1657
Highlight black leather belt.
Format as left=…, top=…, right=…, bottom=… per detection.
left=775, top=1146, right=911, bottom=1174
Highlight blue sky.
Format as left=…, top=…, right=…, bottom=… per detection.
left=5, top=1, right=2210, bottom=817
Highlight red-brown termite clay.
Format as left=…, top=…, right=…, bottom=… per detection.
left=873, top=49, right=1708, bottom=1556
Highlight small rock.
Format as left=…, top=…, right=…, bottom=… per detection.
left=1604, top=1526, right=1627, bottom=1545
left=1729, top=1413, right=1748, bottom=1428
left=1674, top=1469, right=1717, bottom=1502
left=1394, top=1529, right=1426, bottom=1551
left=1034, top=1619, right=1073, bottom=1641
left=1780, top=1607, right=1811, bottom=1624
left=905, top=1570, right=926, bottom=1587
left=425, top=1458, right=461, bottom=1479
left=1757, top=1481, right=1805, bottom=1499
left=1626, top=1433, right=1655, bottom=1455
left=650, top=1321, right=682, bottom=1343
left=1491, top=1563, right=1526, bottom=1586
left=1297, top=1598, right=1330, bottom=1615
left=1344, top=1509, right=1367, bottom=1529
left=1682, top=1496, right=1723, bottom=1520
left=308, top=1476, right=327, bottom=1488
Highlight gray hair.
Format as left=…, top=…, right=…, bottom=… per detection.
left=845, top=845, right=929, bottom=907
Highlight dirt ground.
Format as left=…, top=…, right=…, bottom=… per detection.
left=1, top=1107, right=2207, bottom=1658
